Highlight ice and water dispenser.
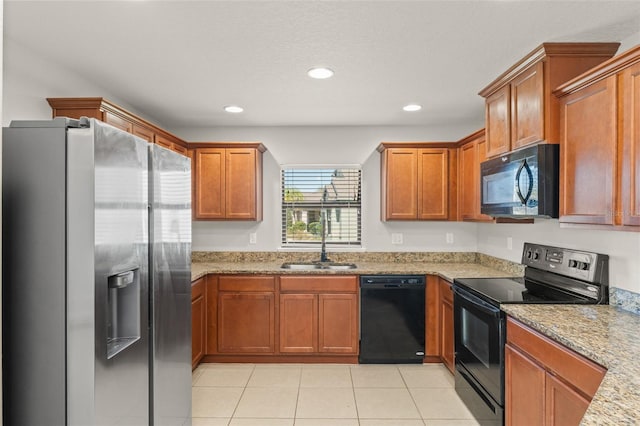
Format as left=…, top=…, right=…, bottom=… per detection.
left=106, top=267, right=141, bottom=359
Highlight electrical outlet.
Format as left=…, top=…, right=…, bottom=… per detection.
left=446, top=233, right=454, bottom=244
left=391, top=233, right=403, bottom=245
left=249, top=233, right=257, bottom=244
left=507, top=237, right=513, bottom=250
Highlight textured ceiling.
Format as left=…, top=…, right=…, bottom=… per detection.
left=4, top=1, right=640, bottom=129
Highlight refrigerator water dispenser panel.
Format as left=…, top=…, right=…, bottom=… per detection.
left=107, top=268, right=141, bottom=359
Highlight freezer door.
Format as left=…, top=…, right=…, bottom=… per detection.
left=149, top=144, right=192, bottom=426
left=2, top=123, right=68, bottom=425
left=81, top=119, right=150, bottom=426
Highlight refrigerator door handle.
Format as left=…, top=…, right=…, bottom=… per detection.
left=108, top=269, right=136, bottom=289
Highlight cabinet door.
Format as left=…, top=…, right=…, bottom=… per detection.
left=476, top=138, right=494, bottom=221
left=439, top=281, right=454, bottom=374
left=546, top=373, right=591, bottom=426
left=459, top=142, right=478, bottom=220
left=172, top=144, right=189, bottom=156
left=191, top=294, right=205, bottom=368
left=505, top=344, right=545, bottom=426
left=205, top=275, right=218, bottom=355
left=318, top=294, right=357, bottom=354
left=104, top=111, right=132, bottom=133
left=155, top=134, right=174, bottom=150
left=511, top=62, right=544, bottom=149
left=459, top=139, right=492, bottom=221
left=560, top=76, right=618, bottom=225
left=279, top=294, right=317, bottom=353
left=621, top=62, right=640, bottom=226
left=226, top=148, right=259, bottom=220
left=218, top=292, right=275, bottom=353
left=383, top=148, right=418, bottom=220
left=132, top=124, right=155, bottom=143
left=485, top=85, right=511, bottom=158
left=417, top=148, right=449, bottom=220
left=194, top=148, right=226, bottom=219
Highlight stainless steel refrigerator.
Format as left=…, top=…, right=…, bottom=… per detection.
left=2, top=117, right=192, bottom=425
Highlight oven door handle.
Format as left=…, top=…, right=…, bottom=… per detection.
left=453, top=286, right=502, bottom=318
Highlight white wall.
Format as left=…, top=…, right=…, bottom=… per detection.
left=176, top=125, right=480, bottom=253
left=619, top=28, right=640, bottom=53
left=2, top=37, right=154, bottom=126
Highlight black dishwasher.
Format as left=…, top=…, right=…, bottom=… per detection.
left=359, top=275, right=425, bottom=363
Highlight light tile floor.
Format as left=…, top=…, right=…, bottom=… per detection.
left=192, top=363, right=487, bottom=426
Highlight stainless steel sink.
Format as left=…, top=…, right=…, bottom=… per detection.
left=323, top=263, right=357, bottom=270
left=280, top=262, right=357, bottom=270
left=280, top=262, right=321, bottom=270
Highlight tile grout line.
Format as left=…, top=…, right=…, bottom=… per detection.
left=400, top=365, right=429, bottom=425
left=228, top=363, right=256, bottom=424
left=348, top=365, right=362, bottom=425
left=293, top=364, right=303, bottom=424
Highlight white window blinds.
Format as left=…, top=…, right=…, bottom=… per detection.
left=281, top=166, right=362, bottom=246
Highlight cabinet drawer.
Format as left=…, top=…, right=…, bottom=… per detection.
left=218, top=276, right=275, bottom=292
left=507, top=318, right=606, bottom=398
left=280, top=275, right=358, bottom=292
left=192, top=278, right=204, bottom=301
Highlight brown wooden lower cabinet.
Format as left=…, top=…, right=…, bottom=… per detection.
left=439, top=279, right=454, bottom=373
left=217, top=276, right=276, bottom=354
left=204, top=274, right=358, bottom=361
left=279, top=276, right=358, bottom=356
left=505, top=317, right=606, bottom=426
left=318, top=293, right=358, bottom=353
left=280, top=293, right=318, bottom=353
left=191, top=277, right=205, bottom=369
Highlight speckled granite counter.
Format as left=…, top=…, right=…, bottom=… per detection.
left=191, top=251, right=524, bottom=282
left=191, top=261, right=518, bottom=283
left=502, top=304, right=640, bottom=426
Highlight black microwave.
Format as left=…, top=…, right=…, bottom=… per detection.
left=480, top=144, right=559, bottom=218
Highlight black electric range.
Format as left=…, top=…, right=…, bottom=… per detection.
left=455, top=243, right=609, bottom=307
left=451, top=242, right=609, bottom=426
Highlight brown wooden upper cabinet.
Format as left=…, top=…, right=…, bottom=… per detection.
left=479, top=43, right=620, bottom=159
left=457, top=129, right=493, bottom=222
left=47, top=97, right=190, bottom=156
left=378, top=143, right=457, bottom=221
left=554, top=45, right=640, bottom=229
left=192, top=143, right=266, bottom=221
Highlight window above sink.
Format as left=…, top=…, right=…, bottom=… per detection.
left=281, top=165, right=362, bottom=248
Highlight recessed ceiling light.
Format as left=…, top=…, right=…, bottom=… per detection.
left=307, top=67, right=334, bottom=79
left=403, top=104, right=422, bottom=112
left=224, top=105, right=244, bottom=113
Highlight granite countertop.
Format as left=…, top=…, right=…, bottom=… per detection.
left=502, top=304, right=640, bottom=425
left=191, top=261, right=518, bottom=283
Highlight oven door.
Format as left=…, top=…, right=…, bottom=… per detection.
left=453, top=285, right=505, bottom=405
